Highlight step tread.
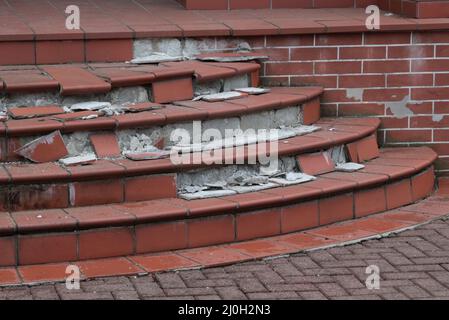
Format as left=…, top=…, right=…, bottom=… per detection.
left=0, top=117, right=379, bottom=184
left=0, top=61, right=260, bottom=95
left=0, top=147, right=437, bottom=236
left=1, top=86, right=323, bottom=136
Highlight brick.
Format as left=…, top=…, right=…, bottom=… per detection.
left=319, top=193, right=354, bottom=225
left=340, top=46, right=386, bottom=59
left=188, top=215, right=235, bottom=247
left=0, top=237, right=16, bottom=266
left=302, top=97, right=320, bottom=125
left=18, top=233, right=77, bottom=265
left=291, top=47, right=337, bottom=61
left=386, top=179, right=413, bottom=210
left=339, top=75, right=385, bottom=88
left=236, top=209, right=281, bottom=241
left=70, top=180, right=124, bottom=206
left=315, top=61, right=361, bottom=74
left=413, top=31, right=449, bottom=44
left=387, top=74, right=433, bottom=87
left=266, top=35, right=314, bottom=47
left=363, top=60, right=410, bottom=73
left=386, top=130, right=432, bottom=143
left=36, top=40, right=85, bottom=64
left=411, top=167, right=435, bottom=201
left=281, top=201, right=319, bottom=233
left=339, top=103, right=385, bottom=116
left=412, top=87, right=449, bottom=100
left=0, top=41, right=35, bottom=65
left=7, top=184, right=69, bottom=211
left=79, top=227, right=134, bottom=260
left=412, top=59, right=449, bottom=72
left=297, top=152, right=335, bottom=175
left=152, top=77, right=194, bottom=103
left=265, top=62, right=313, bottom=75
left=125, top=175, right=176, bottom=202
left=86, top=39, right=133, bottom=62
left=316, top=33, right=362, bottom=46
left=136, top=221, right=187, bottom=253
left=365, top=32, right=411, bottom=45
left=355, top=187, right=387, bottom=218
left=363, top=88, right=408, bottom=101
left=388, top=45, right=434, bottom=58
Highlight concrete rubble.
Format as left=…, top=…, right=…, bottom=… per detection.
left=129, top=52, right=184, bottom=64
left=15, top=131, right=68, bottom=163
left=59, top=153, right=97, bottom=166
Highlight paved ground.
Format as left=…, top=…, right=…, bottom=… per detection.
left=2, top=217, right=449, bottom=300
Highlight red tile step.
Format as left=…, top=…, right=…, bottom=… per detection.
left=1, top=191, right=447, bottom=285
left=0, top=86, right=322, bottom=139
left=0, top=118, right=380, bottom=210
left=0, top=148, right=437, bottom=266
left=0, top=61, right=260, bottom=97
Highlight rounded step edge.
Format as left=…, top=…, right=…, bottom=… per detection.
left=0, top=150, right=437, bottom=266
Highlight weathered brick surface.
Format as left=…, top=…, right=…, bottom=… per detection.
left=217, top=32, right=449, bottom=172
left=2, top=217, right=449, bottom=300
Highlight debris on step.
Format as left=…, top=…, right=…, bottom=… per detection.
left=227, top=170, right=269, bottom=186
left=0, top=111, right=7, bottom=121
left=279, top=125, right=321, bottom=136
left=52, top=111, right=100, bottom=121
left=153, top=137, right=165, bottom=150
left=69, top=101, right=112, bottom=111
left=179, top=189, right=237, bottom=200
left=123, top=102, right=163, bottom=113
left=59, top=153, right=97, bottom=166
left=335, top=162, right=365, bottom=172
left=194, top=52, right=269, bottom=62
left=193, top=91, right=247, bottom=102
left=269, top=172, right=316, bottom=186
left=124, top=150, right=171, bottom=161
left=130, top=52, right=184, bottom=64
left=228, top=182, right=279, bottom=194
left=235, top=87, right=270, bottom=95
left=90, top=133, right=121, bottom=158
left=15, top=130, right=68, bottom=163
left=259, top=165, right=281, bottom=177
left=7, top=105, right=65, bottom=119
left=330, top=145, right=347, bottom=164
left=297, top=151, right=336, bottom=176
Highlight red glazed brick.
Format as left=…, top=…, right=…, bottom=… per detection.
left=89, top=133, right=121, bottom=158
left=78, top=227, right=134, bottom=260
left=297, top=152, right=335, bottom=176
left=0, top=237, right=16, bottom=266
left=386, top=179, right=413, bottom=210
left=346, top=135, right=379, bottom=163
left=229, top=0, right=270, bottom=9
left=77, top=257, right=142, bottom=278
left=281, top=200, right=319, bottom=233
left=70, top=180, right=124, bottom=207
left=188, top=215, right=235, bottom=247
left=0, top=70, right=59, bottom=93
left=0, top=41, right=35, bottom=65
left=354, top=186, right=387, bottom=218
left=131, top=253, right=199, bottom=272
left=12, top=209, right=75, bottom=233
left=136, top=221, right=187, bottom=253
left=86, top=39, right=133, bottom=62
left=7, top=184, right=69, bottom=211
left=8, top=105, right=65, bottom=119
left=15, top=131, right=68, bottom=163
left=411, top=167, right=435, bottom=201
left=319, top=193, right=354, bottom=225
left=18, top=233, right=77, bottom=265
left=124, top=175, right=177, bottom=202
left=0, top=268, right=20, bottom=285
left=19, top=262, right=70, bottom=283
left=36, top=40, right=84, bottom=64
left=302, top=97, right=320, bottom=125
left=152, top=77, right=194, bottom=103
left=178, top=246, right=250, bottom=267
left=236, top=209, right=281, bottom=241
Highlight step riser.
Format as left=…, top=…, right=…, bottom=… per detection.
left=0, top=74, right=252, bottom=111
left=0, top=166, right=434, bottom=266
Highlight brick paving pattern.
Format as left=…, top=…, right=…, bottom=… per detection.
left=2, top=217, right=449, bottom=300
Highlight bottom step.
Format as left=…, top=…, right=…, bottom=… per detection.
left=1, top=191, right=448, bottom=286
left=0, top=147, right=437, bottom=267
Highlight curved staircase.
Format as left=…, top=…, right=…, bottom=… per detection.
left=0, top=57, right=438, bottom=268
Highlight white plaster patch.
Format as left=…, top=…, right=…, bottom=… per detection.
left=346, top=88, right=364, bottom=101
left=386, top=95, right=413, bottom=119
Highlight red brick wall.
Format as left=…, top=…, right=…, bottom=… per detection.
left=222, top=31, right=449, bottom=173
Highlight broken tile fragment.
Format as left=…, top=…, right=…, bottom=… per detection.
left=235, top=87, right=270, bottom=95
left=194, top=91, right=247, bottom=102
left=297, top=152, right=335, bottom=176
left=269, top=172, right=316, bottom=186
left=70, top=101, right=112, bottom=111
left=195, top=52, right=268, bottom=62
left=130, top=53, right=184, bottom=64
left=346, top=135, right=380, bottom=163
left=52, top=111, right=100, bottom=122
left=15, top=131, right=68, bottom=163
left=179, top=189, right=237, bottom=200
left=335, top=162, right=365, bottom=172
left=90, top=133, right=121, bottom=158
left=228, top=183, right=278, bottom=193
left=60, top=153, right=97, bottom=166
left=123, top=102, right=163, bottom=113
left=8, top=105, right=65, bottom=119
left=124, top=150, right=171, bottom=161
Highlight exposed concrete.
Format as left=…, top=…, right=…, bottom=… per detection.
left=202, top=117, right=241, bottom=138
left=222, top=74, right=249, bottom=91
left=133, top=38, right=216, bottom=59
left=240, top=111, right=275, bottom=131
left=117, top=128, right=162, bottom=153
left=0, top=92, right=60, bottom=111
left=274, top=106, right=301, bottom=127
left=63, top=132, right=94, bottom=156
left=386, top=95, right=413, bottom=119
left=346, top=88, right=364, bottom=101
left=105, top=86, right=149, bottom=105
